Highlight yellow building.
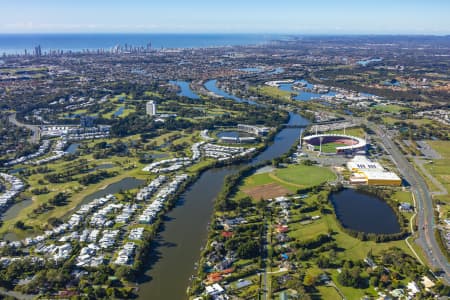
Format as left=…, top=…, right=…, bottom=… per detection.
left=347, top=156, right=402, bottom=186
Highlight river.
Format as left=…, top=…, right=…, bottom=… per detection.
left=137, top=83, right=309, bottom=299
left=170, top=80, right=200, bottom=99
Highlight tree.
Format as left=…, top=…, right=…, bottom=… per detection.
left=115, top=265, right=135, bottom=281
left=238, top=197, right=253, bottom=210
left=237, top=240, right=260, bottom=259
left=14, top=220, right=26, bottom=230
left=317, top=254, right=331, bottom=268
left=303, top=269, right=318, bottom=287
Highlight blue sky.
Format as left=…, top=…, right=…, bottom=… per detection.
left=1, top=0, right=449, bottom=34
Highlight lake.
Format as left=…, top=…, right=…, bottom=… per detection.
left=77, top=177, right=145, bottom=209
left=65, top=143, right=79, bottom=154
left=330, top=189, right=401, bottom=234
left=278, top=79, right=337, bottom=101
left=170, top=80, right=200, bottom=99
left=113, top=106, right=125, bottom=117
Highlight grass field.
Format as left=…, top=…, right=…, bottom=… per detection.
left=424, top=140, right=450, bottom=217
left=316, top=285, right=344, bottom=299
left=313, top=142, right=345, bottom=153
left=273, top=164, right=336, bottom=187
left=382, top=116, right=434, bottom=126
left=392, top=190, right=413, bottom=204
left=372, top=104, right=410, bottom=113
left=237, top=165, right=336, bottom=200
left=249, top=85, right=293, bottom=101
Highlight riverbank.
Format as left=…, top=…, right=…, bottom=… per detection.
left=136, top=112, right=308, bottom=299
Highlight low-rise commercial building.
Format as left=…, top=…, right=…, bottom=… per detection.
left=347, top=156, right=402, bottom=186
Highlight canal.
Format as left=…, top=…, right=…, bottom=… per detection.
left=137, top=82, right=309, bottom=299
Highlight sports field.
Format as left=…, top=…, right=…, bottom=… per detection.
left=313, top=142, right=347, bottom=153
left=239, top=164, right=336, bottom=200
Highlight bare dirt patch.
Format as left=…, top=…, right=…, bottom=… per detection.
left=243, top=182, right=291, bottom=200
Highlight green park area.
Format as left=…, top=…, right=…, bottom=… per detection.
left=249, top=85, right=294, bottom=102
left=237, top=164, right=336, bottom=200
left=382, top=116, right=434, bottom=126
left=372, top=104, right=410, bottom=113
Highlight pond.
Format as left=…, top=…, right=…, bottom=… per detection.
left=1, top=198, right=33, bottom=222
left=330, top=189, right=401, bottom=234
left=77, top=177, right=145, bottom=209
left=113, top=106, right=125, bottom=117
left=8, top=168, right=25, bottom=175
left=278, top=79, right=336, bottom=101
left=65, top=143, right=79, bottom=154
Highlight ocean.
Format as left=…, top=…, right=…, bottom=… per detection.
left=0, top=33, right=283, bottom=55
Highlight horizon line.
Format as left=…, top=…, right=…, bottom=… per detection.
left=0, top=32, right=449, bottom=36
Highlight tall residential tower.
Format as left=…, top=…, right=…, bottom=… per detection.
left=146, top=100, right=157, bottom=116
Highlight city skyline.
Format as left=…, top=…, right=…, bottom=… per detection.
left=1, top=0, right=449, bottom=35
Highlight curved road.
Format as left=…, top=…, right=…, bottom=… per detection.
left=8, top=113, right=40, bottom=144
left=370, top=123, right=450, bottom=284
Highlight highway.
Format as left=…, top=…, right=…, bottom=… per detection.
left=8, top=113, right=41, bottom=144
left=370, top=122, right=450, bottom=284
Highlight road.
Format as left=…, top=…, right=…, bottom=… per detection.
left=369, top=122, right=450, bottom=284
left=8, top=113, right=41, bottom=144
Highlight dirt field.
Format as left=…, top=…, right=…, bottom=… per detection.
left=243, top=182, right=291, bottom=200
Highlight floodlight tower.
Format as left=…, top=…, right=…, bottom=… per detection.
left=298, top=129, right=303, bottom=150
left=319, top=136, right=323, bottom=156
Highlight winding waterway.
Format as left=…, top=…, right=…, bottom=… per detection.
left=137, top=83, right=309, bottom=299
left=170, top=80, right=200, bottom=99
left=204, top=79, right=258, bottom=105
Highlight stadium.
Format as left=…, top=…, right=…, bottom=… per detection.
left=302, top=134, right=367, bottom=155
